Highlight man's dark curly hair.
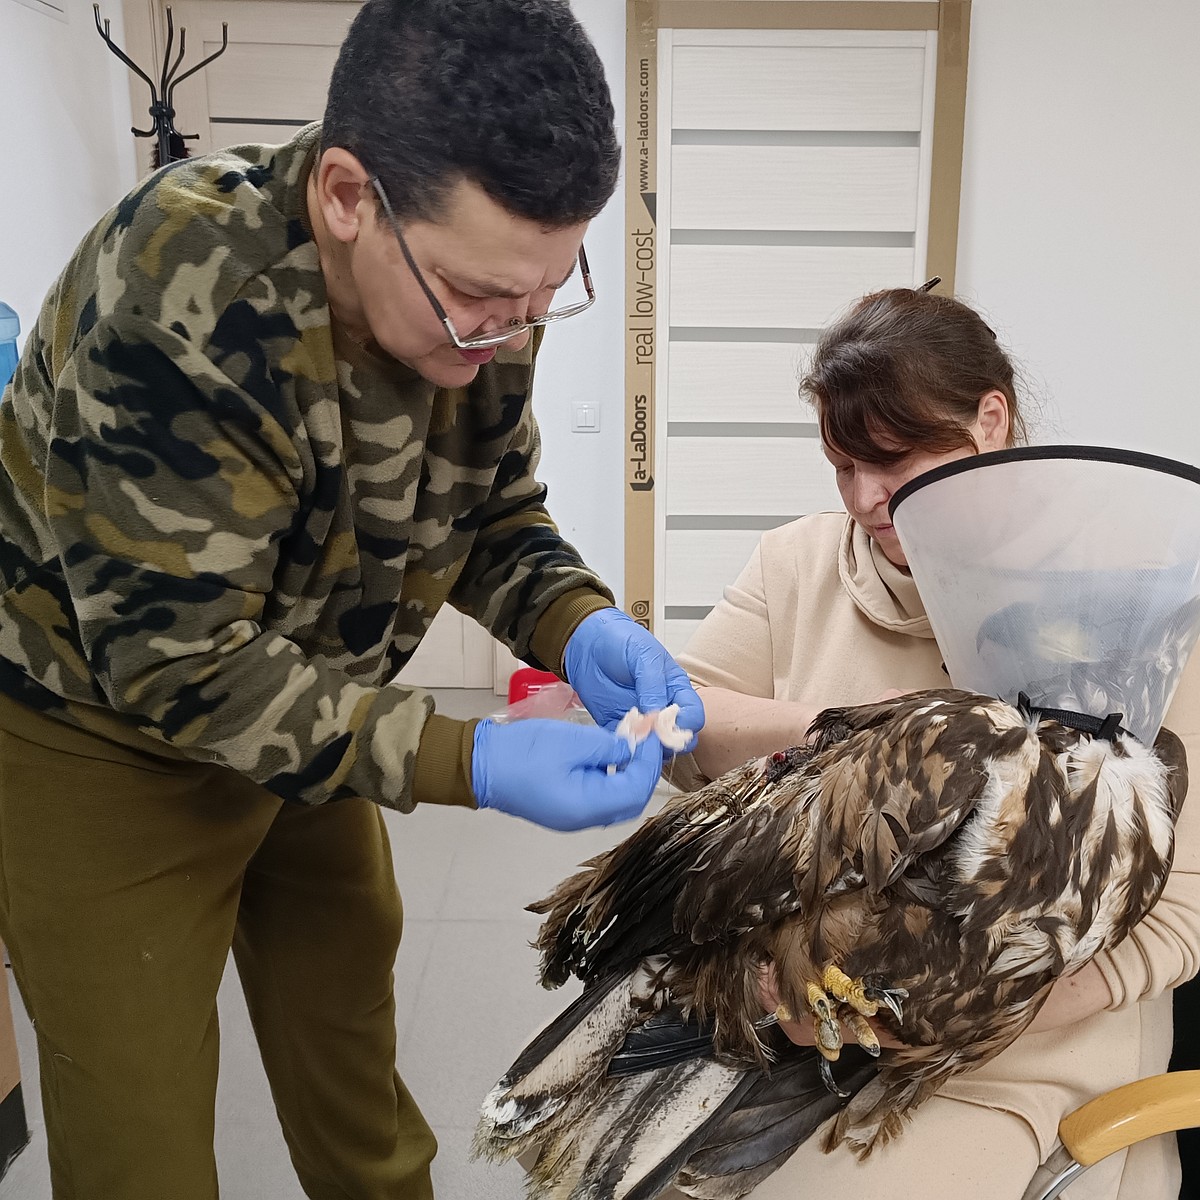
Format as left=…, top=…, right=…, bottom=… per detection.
left=321, top=0, right=620, bottom=227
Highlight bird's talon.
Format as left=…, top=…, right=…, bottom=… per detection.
left=841, top=1008, right=881, bottom=1056
left=815, top=1016, right=842, bottom=1058
left=805, top=982, right=835, bottom=1023
left=864, top=974, right=907, bottom=1022
left=864, top=984, right=907, bottom=1022
left=819, top=1054, right=851, bottom=1099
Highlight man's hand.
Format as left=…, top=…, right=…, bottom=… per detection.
left=563, top=608, right=704, bottom=754
left=471, top=717, right=664, bottom=831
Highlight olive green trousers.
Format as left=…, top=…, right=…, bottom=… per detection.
left=0, top=694, right=436, bottom=1200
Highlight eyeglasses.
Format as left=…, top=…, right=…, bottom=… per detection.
left=370, top=176, right=596, bottom=351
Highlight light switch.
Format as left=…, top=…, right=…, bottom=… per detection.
left=572, top=401, right=600, bottom=432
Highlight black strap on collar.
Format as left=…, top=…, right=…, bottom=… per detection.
left=1017, top=692, right=1128, bottom=741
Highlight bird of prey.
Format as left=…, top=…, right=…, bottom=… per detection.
left=475, top=689, right=1188, bottom=1200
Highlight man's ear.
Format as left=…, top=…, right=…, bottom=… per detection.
left=312, top=148, right=372, bottom=246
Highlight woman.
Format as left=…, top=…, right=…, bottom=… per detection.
left=667, top=287, right=1200, bottom=1198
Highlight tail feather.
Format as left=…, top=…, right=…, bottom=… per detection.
left=606, top=1011, right=722, bottom=1077
left=528, top=1044, right=876, bottom=1200
left=529, top=1057, right=747, bottom=1200
left=676, top=1047, right=877, bottom=1198
left=484, top=990, right=879, bottom=1200
left=527, top=1075, right=632, bottom=1198
left=476, top=971, right=636, bottom=1157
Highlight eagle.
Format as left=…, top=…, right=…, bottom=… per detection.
left=475, top=688, right=1188, bottom=1200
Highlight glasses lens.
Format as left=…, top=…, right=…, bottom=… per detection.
left=453, top=295, right=595, bottom=349
left=455, top=325, right=529, bottom=350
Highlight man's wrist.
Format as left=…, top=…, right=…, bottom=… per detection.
left=413, top=714, right=480, bottom=808
left=529, top=590, right=615, bottom=678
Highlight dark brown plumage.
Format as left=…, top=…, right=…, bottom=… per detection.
left=478, top=688, right=1187, bottom=1199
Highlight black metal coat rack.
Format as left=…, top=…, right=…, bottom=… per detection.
left=94, top=4, right=229, bottom=167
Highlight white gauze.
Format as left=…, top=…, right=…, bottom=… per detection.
left=615, top=704, right=693, bottom=754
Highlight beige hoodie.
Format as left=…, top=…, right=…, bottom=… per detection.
left=674, top=511, right=1200, bottom=1193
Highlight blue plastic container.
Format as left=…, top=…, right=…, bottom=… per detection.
left=0, top=302, right=19, bottom=393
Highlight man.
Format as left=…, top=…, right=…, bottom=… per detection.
left=0, top=1, right=702, bottom=1196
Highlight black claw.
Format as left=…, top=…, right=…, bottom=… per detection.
left=863, top=980, right=908, bottom=1022
left=818, top=1055, right=852, bottom=1099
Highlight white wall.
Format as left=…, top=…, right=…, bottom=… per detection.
left=0, top=0, right=138, bottom=351
left=957, top=0, right=1200, bottom=463
left=530, top=0, right=627, bottom=602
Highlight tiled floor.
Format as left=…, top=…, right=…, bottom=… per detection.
left=0, top=689, right=657, bottom=1199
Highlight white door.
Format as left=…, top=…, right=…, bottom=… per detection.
left=654, top=26, right=940, bottom=656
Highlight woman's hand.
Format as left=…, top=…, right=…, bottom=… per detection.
left=757, top=963, right=819, bottom=1046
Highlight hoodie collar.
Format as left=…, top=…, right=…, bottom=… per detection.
left=837, top=516, right=934, bottom=638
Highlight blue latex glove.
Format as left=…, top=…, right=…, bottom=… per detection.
left=563, top=608, right=705, bottom=752
left=472, top=717, right=664, bottom=831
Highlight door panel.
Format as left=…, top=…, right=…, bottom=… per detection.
left=656, top=26, right=938, bottom=642
left=671, top=145, right=920, bottom=232
left=672, top=45, right=926, bottom=131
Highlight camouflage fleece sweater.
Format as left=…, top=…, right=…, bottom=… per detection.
left=0, top=124, right=612, bottom=810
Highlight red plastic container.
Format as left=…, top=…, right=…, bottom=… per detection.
left=506, top=667, right=562, bottom=705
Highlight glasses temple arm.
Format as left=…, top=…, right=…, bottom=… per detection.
left=369, top=177, right=454, bottom=325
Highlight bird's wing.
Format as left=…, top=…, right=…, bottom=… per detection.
left=669, top=691, right=1004, bottom=945
left=670, top=771, right=813, bottom=946
left=798, top=691, right=1032, bottom=908
left=530, top=755, right=793, bottom=985
left=533, top=690, right=1032, bottom=992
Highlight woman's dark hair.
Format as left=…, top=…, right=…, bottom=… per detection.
left=321, top=0, right=620, bottom=227
left=801, top=287, right=1027, bottom=466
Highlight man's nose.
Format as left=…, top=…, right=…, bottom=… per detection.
left=474, top=297, right=531, bottom=340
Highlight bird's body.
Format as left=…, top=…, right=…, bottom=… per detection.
left=476, top=689, right=1188, bottom=1200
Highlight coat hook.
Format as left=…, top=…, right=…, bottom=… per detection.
left=93, top=3, right=230, bottom=168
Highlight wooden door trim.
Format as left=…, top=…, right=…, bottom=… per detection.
left=658, top=1, right=939, bottom=31
left=926, top=0, right=970, bottom=293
